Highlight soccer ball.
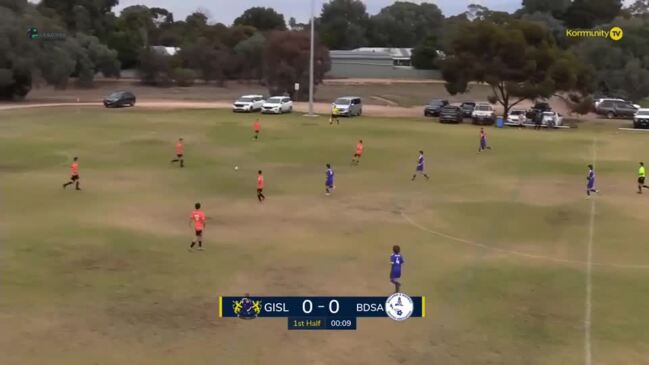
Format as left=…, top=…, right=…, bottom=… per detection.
left=234, top=166, right=239, bottom=171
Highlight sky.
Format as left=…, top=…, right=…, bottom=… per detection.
left=113, top=0, right=522, bottom=25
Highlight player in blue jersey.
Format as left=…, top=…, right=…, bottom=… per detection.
left=478, top=128, right=491, bottom=152
left=325, top=163, right=335, bottom=196
left=586, top=164, right=599, bottom=196
left=411, top=150, right=430, bottom=181
left=390, top=245, right=404, bottom=293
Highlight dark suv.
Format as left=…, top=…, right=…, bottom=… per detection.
left=103, top=91, right=136, bottom=108
left=596, top=100, right=638, bottom=119
left=439, top=105, right=463, bottom=123
left=424, top=99, right=449, bottom=117
left=460, top=102, right=476, bottom=117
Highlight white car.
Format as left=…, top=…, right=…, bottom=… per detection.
left=506, top=108, right=527, bottom=125
left=634, top=108, right=649, bottom=129
left=541, top=111, right=563, bottom=127
left=261, top=96, right=293, bottom=114
left=471, top=103, right=496, bottom=125
left=594, top=98, right=641, bottom=110
left=232, top=95, right=265, bottom=112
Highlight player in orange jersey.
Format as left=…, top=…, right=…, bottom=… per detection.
left=257, top=170, right=266, bottom=202
left=170, top=138, right=184, bottom=168
left=62, top=156, right=81, bottom=190
left=253, top=119, right=261, bottom=141
left=189, top=202, right=206, bottom=250
left=351, top=139, right=364, bottom=166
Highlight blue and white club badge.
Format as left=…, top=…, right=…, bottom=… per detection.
left=385, top=293, right=414, bottom=321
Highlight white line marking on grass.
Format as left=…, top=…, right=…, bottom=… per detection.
left=400, top=213, right=649, bottom=270
left=618, top=128, right=649, bottom=132
left=584, top=138, right=597, bottom=365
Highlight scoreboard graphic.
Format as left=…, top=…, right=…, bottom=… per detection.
left=219, top=295, right=426, bottom=330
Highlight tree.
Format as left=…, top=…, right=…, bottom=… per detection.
left=107, top=5, right=156, bottom=69
left=368, top=2, right=443, bottom=47
left=137, top=47, right=172, bottom=85
left=571, top=16, right=649, bottom=102
left=627, top=0, right=649, bottom=15
left=319, top=0, right=369, bottom=49
left=562, top=0, right=623, bottom=28
left=37, top=0, right=118, bottom=41
left=179, top=37, right=228, bottom=85
left=0, top=1, right=120, bottom=99
left=233, top=7, right=286, bottom=31
left=465, top=4, right=512, bottom=23
left=234, top=33, right=266, bottom=80
left=441, top=20, right=594, bottom=117
left=520, top=0, right=571, bottom=18
left=411, top=35, right=438, bottom=70
left=522, top=12, right=568, bottom=49
left=264, top=31, right=331, bottom=100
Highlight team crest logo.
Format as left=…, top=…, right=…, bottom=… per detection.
left=232, top=294, right=262, bottom=320
left=385, top=293, right=414, bottom=321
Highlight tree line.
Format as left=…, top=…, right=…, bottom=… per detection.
left=2, top=0, right=649, bottom=108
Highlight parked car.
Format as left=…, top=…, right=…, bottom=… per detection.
left=541, top=111, right=563, bottom=127
left=103, top=91, right=136, bottom=108
left=506, top=108, right=527, bottom=125
left=439, top=105, right=464, bottom=123
left=471, top=103, right=496, bottom=125
left=261, top=96, right=293, bottom=114
left=594, top=97, right=640, bottom=110
left=634, top=108, right=649, bottom=129
left=459, top=102, right=476, bottom=118
left=232, top=94, right=265, bottom=112
left=424, top=99, right=449, bottom=117
left=332, top=96, right=362, bottom=117
left=595, top=100, right=638, bottom=119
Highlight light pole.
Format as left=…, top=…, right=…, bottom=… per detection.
left=305, top=0, right=317, bottom=117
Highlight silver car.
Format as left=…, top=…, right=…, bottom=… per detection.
left=332, top=96, right=362, bottom=117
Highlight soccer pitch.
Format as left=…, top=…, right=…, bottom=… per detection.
left=1, top=107, right=649, bottom=364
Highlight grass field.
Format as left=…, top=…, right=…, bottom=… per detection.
left=1, top=107, right=649, bottom=365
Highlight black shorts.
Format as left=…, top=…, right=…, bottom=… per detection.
left=71, top=174, right=79, bottom=181
left=257, top=188, right=263, bottom=193
left=639, top=177, right=646, bottom=184
left=177, top=154, right=183, bottom=158
left=354, top=153, right=361, bottom=158
left=195, top=230, right=203, bottom=237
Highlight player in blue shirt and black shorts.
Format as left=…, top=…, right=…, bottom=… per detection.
left=390, top=245, right=404, bottom=293
left=411, top=150, right=430, bottom=181
left=325, top=163, right=335, bottom=196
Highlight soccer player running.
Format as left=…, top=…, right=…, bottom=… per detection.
left=253, top=119, right=261, bottom=141
left=62, top=156, right=81, bottom=190
left=390, top=245, right=404, bottom=293
left=586, top=164, right=599, bottom=197
left=638, top=162, right=649, bottom=194
left=188, top=202, right=206, bottom=251
left=478, top=127, right=491, bottom=152
left=351, top=139, right=364, bottom=166
left=325, top=163, right=335, bottom=196
left=257, top=170, right=266, bottom=203
left=411, top=150, right=430, bottom=181
left=170, top=138, right=184, bottom=168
